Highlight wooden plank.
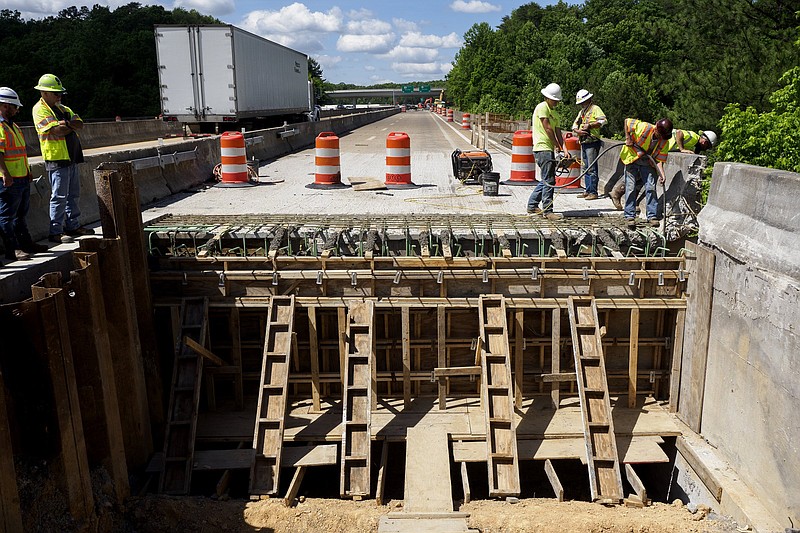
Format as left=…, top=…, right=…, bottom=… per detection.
left=283, top=466, right=307, bottom=507
left=679, top=243, right=715, bottom=432
left=625, top=463, right=647, bottom=504
left=0, top=369, right=22, bottom=532
left=668, top=309, right=686, bottom=413
left=514, top=310, right=524, bottom=409
left=401, top=307, right=411, bottom=408
left=460, top=461, right=471, bottom=504
left=376, top=440, right=389, bottom=506
left=551, top=308, right=561, bottom=409
left=433, top=366, right=481, bottom=378
left=281, top=445, right=338, bottom=467
left=628, top=308, right=640, bottom=408
left=544, top=459, right=564, bottom=502
left=541, top=373, right=577, bottom=383
left=184, top=336, right=225, bottom=366
left=676, top=436, right=723, bottom=501
left=229, top=308, right=244, bottom=410
left=404, top=426, right=453, bottom=513
left=452, top=437, right=667, bottom=464
left=338, top=307, right=347, bottom=386
left=308, top=308, right=321, bottom=412
left=348, top=177, right=387, bottom=191
left=437, top=305, right=446, bottom=410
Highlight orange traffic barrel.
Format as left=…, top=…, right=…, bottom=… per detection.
left=307, top=132, right=348, bottom=189
left=504, top=130, right=538, bottom=186
left=556, top=133, right=583, bottom=193
left=385, top=132, right=415, bottom=188
left=461, top=113, right=471, bottom=129
left=218, top=131, right=253, bottom=187
left=446, top=109, right=454, bottom=122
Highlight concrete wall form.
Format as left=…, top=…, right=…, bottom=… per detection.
left=681, top=162, right=800, bottom=528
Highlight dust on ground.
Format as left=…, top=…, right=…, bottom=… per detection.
left=122, top=495, right=741, bottom=533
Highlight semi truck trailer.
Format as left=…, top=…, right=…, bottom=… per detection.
left=155, top=24, right=314, bottom=130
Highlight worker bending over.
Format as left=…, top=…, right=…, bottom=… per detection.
left=618, top=118, right=673, bottom=228
left=668, top=129, right=718, bottom=153
left=526, top=83, right=565, bottom=221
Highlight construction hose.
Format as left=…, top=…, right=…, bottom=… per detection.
left=538, top=143, right=619, bottom=190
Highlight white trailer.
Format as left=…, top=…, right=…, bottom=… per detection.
left=155, top=24, right=312, bottom=125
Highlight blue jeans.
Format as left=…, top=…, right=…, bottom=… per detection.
left=527, top=150, right=556, bottom=213
left=0, top=178, right=31, bottom=250
left=623, top=160, right=659, bottom=220
left=581, top=140, right=601, bottom=195
left=48, top=163, right=81, bottom=235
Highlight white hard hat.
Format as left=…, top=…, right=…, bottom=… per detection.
left=0, top=87, right=22, bottom=107
left=575, top=89, right=593, bottom=104
left=702, top=130, right=718, bottom=147
left=541, top=83, right=562, bottom=101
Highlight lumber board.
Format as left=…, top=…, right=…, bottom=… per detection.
left=0, top=369, right=22, bottom=532
left=404, top=426, right=453, bottom=513
left=149, top=445, right=337, bottom=472
left=184, top=336, right=225, bottom=366
left=437, top=305, right=447, bottom=409
left=514, top=310, right=524, bottom=409
left=283, top=466, right=306, bottom=507
left=551, top=309, right=561, bottom=409
left=628, top=308, right=640, bottom=408
left=433, top=366, right=481, bottom=377
left=668, top=309, right=686, bottom=413
left=348, top=177, right=386, bottom=191
left=402, top=307, right=411, bottom=408
left=544, top=459, right=564, bottom=502
left=376, top=440, right=389, bottom=506
left=308, top=308, right=321, bottom=412
left=678, top=243, right=715, bottom=432
left=625, top=463, right=647, bottom=503
left=676, top=436, right=723, bottom=501
left=452, top=436, right=667, bottom=464
left=460, top=461, right=471, bottom=504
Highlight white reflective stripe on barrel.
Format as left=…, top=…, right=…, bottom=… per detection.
left=315, top=148, right=340, bottom=158
left=387, top=165, right=411, bottom=174
left=386, top=148, right=410, bottom=157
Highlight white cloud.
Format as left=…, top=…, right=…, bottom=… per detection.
left=399, top=31, right=462, bottom=49
left=241, top=3, right=343, bottom=34
left=391, top=61, right=452, bottom=78
left=347, top=8, right=374, bottom=20
left=173, top=0, right=234, bottom=16
left=346, top=19, right=392, bottom=35
left=383, top=46, right=439, bottom=63
left=364, top=65, right=376, bottom=71
left=314, top=54, right=343, bottom=68
left=337, top=33, right=396, bottom=53
left=449, top=0, right=501, bottom=14
left=392, top=18, right=418, bottom=33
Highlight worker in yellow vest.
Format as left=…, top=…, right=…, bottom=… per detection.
left=667, top=129, right=718, bottom=153
left=0, top=87, right=48, bottom=262
left=571, top=89, right=607, bottom=201
left=618, top=118, right=673, bottom=228
left=32, top=73, right=91, bottom=244
left=526, top=82, right=565, bottom=221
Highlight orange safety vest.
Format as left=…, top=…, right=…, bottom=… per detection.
left=0, top=119, right=29, bottom=178
left=619, top=118, right=669, bottom=165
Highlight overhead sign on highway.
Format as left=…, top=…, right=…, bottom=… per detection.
left=419, top=85, right=431, bottom=92
left=402, top=85, right=414, bottom=93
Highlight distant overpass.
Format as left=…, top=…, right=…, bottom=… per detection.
left=327, top=88, right=445, bottom=102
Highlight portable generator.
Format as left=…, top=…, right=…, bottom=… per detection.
left=451, top=149, right=493, bottom=185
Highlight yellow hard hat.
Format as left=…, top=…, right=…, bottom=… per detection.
left=34, top=73, right=66, bottom=93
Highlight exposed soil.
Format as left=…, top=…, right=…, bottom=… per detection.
left=120, top=496, right=740, bottom=533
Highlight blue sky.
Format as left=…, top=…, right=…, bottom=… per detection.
left=11, top=1, right=571, bottom=85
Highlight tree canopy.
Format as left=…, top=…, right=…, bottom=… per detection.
left=447, top=0, right=799, bottom=144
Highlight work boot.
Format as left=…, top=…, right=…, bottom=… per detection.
left=626, top=218, right=637, bottom=228
left=527, top=207, right=542, bottom=215
left=49, top=234, right=74, bottom=244
left=609, top=182, right=624, bottom=210
left=648, top=219, right=661, bottom=227
left=544, top=212, right=564, bottom=221
left=7, top=249, right=31, bottom=261
left=576, top=192, right=588, bottom=198
left=65, top=226, right=94, bottom=237
left=584, top=193, right=598, bottom=201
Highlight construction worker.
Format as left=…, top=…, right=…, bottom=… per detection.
left=526, top=82, right=565, bottom=221
left=668, top=129, right=718, bottom=153
left=571, top=89, right=607, bottom=201
left=618, top=118, right=673, bottom=227
left=32, top=73, right=91, bottom=244
left=0, top=87, right=48, bottom=262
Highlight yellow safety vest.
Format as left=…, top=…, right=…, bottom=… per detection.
left=666, top=129, right=700, bottom=152
left=572, top=104, right=606, bottom=141
left=619, top=118, right=669, bottom=165
left=0, top=119, right=29, bottom=178
left=32, top=98, right=81, bottom=162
